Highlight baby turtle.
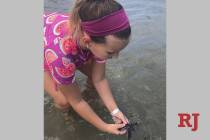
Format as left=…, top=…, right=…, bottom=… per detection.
left=119, top=122, right=139, bottom=140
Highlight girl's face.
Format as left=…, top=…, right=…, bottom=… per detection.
left=89, top=35, right=129, bottom=60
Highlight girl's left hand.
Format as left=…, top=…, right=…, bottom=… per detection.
left=112, top=111, right=129, bottom=125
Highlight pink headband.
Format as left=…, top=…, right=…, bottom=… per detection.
left=81, top=8, right=130, bottom=36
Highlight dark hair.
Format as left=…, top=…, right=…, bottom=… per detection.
left=71, top=0, right=131, bottom=44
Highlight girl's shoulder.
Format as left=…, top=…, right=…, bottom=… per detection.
left=44, top=12, right=74, bottom=47
left=44, top=12, right=71, bottom=36
left=43, top=12, right=69, bottom=21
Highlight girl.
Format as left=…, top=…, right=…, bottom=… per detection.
left=44, top=0, right=131, bottom=135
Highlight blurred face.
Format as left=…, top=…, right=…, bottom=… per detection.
left=88, top=35, right=129, bottom=60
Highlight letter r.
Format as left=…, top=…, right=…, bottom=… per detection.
left=178, top=113, right=192, bottom=127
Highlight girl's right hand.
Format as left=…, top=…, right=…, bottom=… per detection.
left=104, top=123, right=127, bottom=135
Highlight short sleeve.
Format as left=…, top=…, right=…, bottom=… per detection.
left=52, top=64, right=76, bottom=85
left=45, top=49, right=76, bottom=85
left=52, top=59, right=76, bottom=85
left=44, top=13, right=77, bottom=85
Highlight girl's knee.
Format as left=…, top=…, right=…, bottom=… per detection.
left=55, top=99, right=69, bottom=106
left=54, top=98, right=70, bottom=110
left=53, top=90, right=70, bottom=108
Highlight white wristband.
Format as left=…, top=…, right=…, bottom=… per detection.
left=111, top=108, right=120, bottom=116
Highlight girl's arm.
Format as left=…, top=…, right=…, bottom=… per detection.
left=91, top=62, right=118, bottom=112
left=59, top=82, right=106, bottom=130
left=59, top=82, right=126, bottom=134
left=91, top=61, right=129, bottom=124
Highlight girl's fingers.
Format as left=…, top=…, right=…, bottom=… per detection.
left=125, top=116, right=129, bottom=124
left=116, top=123, right=125, bottom=129
left=112, top=116, right=122, bottom=124
left=119, top=129, right=127, bottom=135
left=112, top=111, right=129, bottom=125
left=115, top=124, right=127, bottom=135
left=120, top=115, right=128, bottom=125
left=120, top=113, right=129, bottom=124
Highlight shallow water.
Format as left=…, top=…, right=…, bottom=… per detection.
left=44, top=0, right=166, bottom=140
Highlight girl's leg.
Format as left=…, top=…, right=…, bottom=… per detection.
left=77, top=58, right=95, bottom=89
left=44, top=71, right=70, bottom=110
